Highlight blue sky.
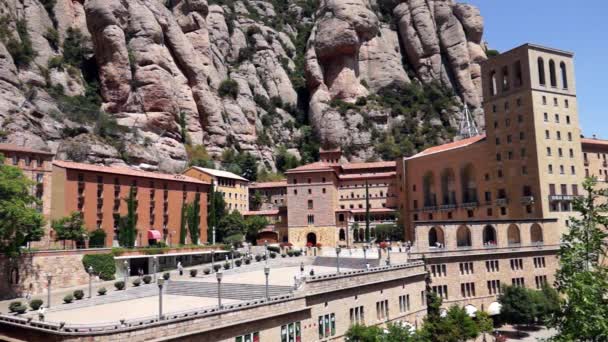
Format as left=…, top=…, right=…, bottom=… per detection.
left=468, top=0, right=608, bottom=138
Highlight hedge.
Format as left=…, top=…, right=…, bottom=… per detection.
left=82, top=253, right=116, bottom=280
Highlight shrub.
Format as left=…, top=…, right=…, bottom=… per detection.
left=213, top=264, right=221, bottom=272
left=203, top=267, right=211, bottom=275
left=5, top=20, right=36, bottom=68
left=82, top=254, right=116, bottom=281
left=244, top=258, right=251, bottom=265
left=47, top=55, right=64, bottom=70
left=63, top=294, right=74, bottom=304
left=315, top=243, right=323, bottom=248
left=255, top=254, right=262, bottom=262
left=190, top=269, right=198, bottom=277
left=279, top=242, right=293, bottom=248
left=163, top=272, right=170, bottom=280
left=44, top=27, right=60, bottom=50
left=97, top=287, right=107, bottom=296
left=132, top=278, right=141, bottom=287
left=267, top=246, right=280, bottom=253
left=114, top=281, right=125, bottom=290
left=73, top=290, right=84, bottom=300
left=287, top=250, right=294, bottom=257
left=9, top=301, right=23, bottom=313
left=223, top=262, right=231, bottom=270
left=235, top=259, right=242, bottom=267
left=63, top=27, right=91, bottom=68
left=218, top=79, right=239, bottom=99
left=294, top=250, right=302, bottom=257
left=281, top=253, right=287, bottom=258
left=88, top=228, right=106, bottom=248
left=270, top=252, right=277, bottom=259
left=29, top=299, right=43, bottom=311
left=143, top=275, right=152, bottom=284
left=14, top=304, right=27, bottom=314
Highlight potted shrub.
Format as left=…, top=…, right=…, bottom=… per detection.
left=281, top=253, right=287, bottom=258
left=98, top=287, right=107, bottom=296
left=203, top=267, right=211, bottom=275
left=213, top=264, right=221, bottom=272
left=73, top=290, right=84, bottom=300
left=29, top=299, right=43, bottom=311
left=132, top=278, right=142, bottom=287
left=306, top=242, right=313, bottom=248
left=114, top=281, right=125, bottom=290
left=379, top=241, right=389, bottom=249
left=255, top=254, right=262, bottom=262
left=190, top=269, right=198, bottom=277
left=143, top=275, right=152, bottom=284
left=295, top=250, right=302, bottom=257
left=163, top=272, right=170, bottom=280
left=235, top=259, right=242, bottom=267
left=223, top=262, right=230, bottom=270
left=63, top=294, right=74, bottom=304
left=315, top=243, right=323, bottom=248
left=14, top=304, right=27, bottom=314
left=267, top=246, right=280, bottom=253
left=287, top=250, right=294, bottom=257
left=9, top=301, right=23, bottom=313
left=244, top=258, right=251, bottom=265
left=270, top=252, right=277, bottom=259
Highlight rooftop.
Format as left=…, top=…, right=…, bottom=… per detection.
left=338, top=171, right=396, bottom=181
left=53, top=160, right=209, bottom=185
left=285, top=161, right=335, bottom=174
left=408, top=135, right=486, bottom=159
left=341, top=161, right=396, bottom=171
left=249, top=180, right=288, bottom=189
left=243, top=209, right=281, bottom=216
left=581, top=137, right=608, bottom=147
left=189, top=166, right=249, bottom=182
left=0, top=143, right=54, bottom=156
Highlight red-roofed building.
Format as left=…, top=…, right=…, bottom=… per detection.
left=581, top=136, right=608, bottom=182
left=51, top=160, right=209, bottom=247
left=249, top=180, right=288, bottom=211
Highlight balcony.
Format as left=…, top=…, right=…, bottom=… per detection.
left=521, top=196, right=534, bottom=205
left=495, top=198, right=509, bottom=206
left=439, top=204, right=457, bottom=211
left=461, top=202, right=478, bottom=209
left=549, top=194, right=579, bottom=202
left=423, top=206, right=438, bottom=212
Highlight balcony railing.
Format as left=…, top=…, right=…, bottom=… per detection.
left=439, top=204, right=457, bottom=211
left=461, top=202, right=478, bottom=209
left=521, top=196, right=534, bottom=204
left=495, top=198, right=509, bottom=206
left=423, top=206, right=438, bottom=212
left=549, top=194, right=580, bottom=202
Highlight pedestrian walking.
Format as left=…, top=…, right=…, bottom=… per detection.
left=138, top=268, right=144, bottom=279
left=177, top=261, right=183, bottom=276
left=38, top=305, right=46, bottom=321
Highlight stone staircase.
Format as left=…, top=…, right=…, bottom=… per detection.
left=165, top=281, right=293, bottom=301
left=312, top=257, right=379, bottom=270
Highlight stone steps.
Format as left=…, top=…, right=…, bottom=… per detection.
left=165, top=281, right=293, bottom=301
left=312, top=256, right=379, bottom=270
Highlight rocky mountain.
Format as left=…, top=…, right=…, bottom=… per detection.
left=0, top=0, right=487, bottom=174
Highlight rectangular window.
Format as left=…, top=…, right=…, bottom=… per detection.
left=545, top=130, right=550, bottom=139
left=308, top=200, right=313, bottom=209
left=235, top=332, right=259, bottom=342
left=543, top=113, right=548, bottom=122
left=566, top=115, right=570, bottom=124
left=431, top=264, right=447, bottom=277
left=535, top=275, right=548, bottom=289
left=460, top=282, right=476, bottom=298
left=487, top=280, right=502, bottom=295
left=350, top=306, right=365, bottom=325
left=280, top=322, right=301, bottom=342
left=486, top=260, right=499, bottom=273
left=318, top=313, right=336, bottom=339
left=554, top=114, right=560, bottom=123
left=533, top=257, right=546, bottom=268
left=459, top=262, right=474, bottom=275
left=510, top=258, right=524, bottom=271
left=512, top=277, right=525, bottom=287
left=399, top=294, right=411, bottom=313
left=432, top=285, right=448, bottom=300
left=307, top=215, right=314, bottom=224
left=376, top=299, right=389, bottom=321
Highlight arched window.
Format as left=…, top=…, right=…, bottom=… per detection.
left=359, top=228, right=365, bottom=242
left=460, top=164, right=478, bottom=204
left=428, top=227, right=445, bottom=247
left=531, top=224, right=544, bottom=244
left=483, top=225, right=497, bottom=246
left=441, top=168, right=456, bottom=205
left=489, top=71, right=497, bottom=95
left=513, top=61, right=523, bottom=87
left=456, top=225, right=472, bottom=247
left=549, top=59, right=557, bottom=87
left=560, top=62, right=568, bottom=89
left=538, top=57, right=546, bottom=85
left=339, top=229, right=346, bottom=241
left=502, top=66, right=510, bottom=91
left=507, top=224, right=521, bottom=245
left=423, top=172, right=437, bottom=207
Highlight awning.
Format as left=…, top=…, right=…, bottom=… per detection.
left=148, top=230, right=162, bottom=240
left=465, top=304, right=477, bottom=317
left=488, top=302, right=502, bottom=316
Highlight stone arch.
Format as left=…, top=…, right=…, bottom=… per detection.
left=538, top=57, right=546, bottom=85
left=440, top=168, right=456, bottom=205
left=531, top=224, right=544, bottom=244
left=507, top=224, right=521, bottom=245
left=359, top=228, right=365, bottom=242
left=428, top=226, right=445, bottom=247
left=489, top=70, right=497, bottom=95
left=423, top=171, right=437, bottom=207
left=483, top=225, right=497, bottom=245
left=456, top=225, right=472, bottom=247
left=306, top=232, right=317, bottom=246
left=560, top=62, right=568, bottom=89
left=501, top=65, right=510, bottom=91
left=339, top=229, right=346, bottom=241
left=460, top=163, right=478, bottom=203
left=549, top=59, right=557, bottom=87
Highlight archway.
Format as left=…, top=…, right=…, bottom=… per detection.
left=507, top=224, right=521, bottom=245
left=531, top=224, right=543, bottom=244
left=456, top=225, right=472, bottom=247
left=428, top=227, right=445, bottom=247
left=306, top=232, right=317, bottom=246
left=440, top=168, right=456, bottom=205
left=460, top=164, right=477, bottom=203
left=339, top=229, right=346, bottom=241
left=423, top=171, right=437, bottom=207
left=483, top=225, right=497, bottom=246
left=359, top=228, right=365, bottom=242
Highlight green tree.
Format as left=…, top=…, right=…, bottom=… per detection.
left=244, top=215, right=268, bottom=244
left=275, top=146, right=300, bottom=173
left=118, top=187, right=138, bottom=248
left=345, top=324, right=384, bottom=342
left=240, top=152, right=258, bottom=181
left=186, top=144, right=214, bottom=168
left=250, top=190, right=263, bottom=211
left=419, top=304, right=481, bottom=342
left=207, top=184, right=226, bottom=244
left=51, top=211, right=87, bottom=249
left=549, top=177, right=608, bottom=341
left=179, top=201, right=187, bottom=245
left=88, top=228, right=106, bottom=248
left=187, top=193, right=201, bottom=244
left=0, top=154, right=44, bottom=256
left=217, top=210, right=246, bottom=242
left=62, top=27, right=91, bottom=68
left=365, top=180, right=370, bottom=242
left=498, top=285, right=537, bottom=328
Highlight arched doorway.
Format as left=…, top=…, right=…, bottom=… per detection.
left=483, top=225, right=497, bottom=246
left=306, top=232, right=317, bottom=246
left=339, top=229, right=346, bottom=241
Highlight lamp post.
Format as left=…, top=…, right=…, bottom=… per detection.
left=264, top=265, right=270, bottom=300
left=211, top=251, right=215, bottom=273
left=157, top=279, right=164, bottom=320
left=230, top=246, right=235, bottom=269
left=264, top=240, right=268, bottom=265
left=46, top=274, right=52, bottom=309
left=152, top=256, right=158, bottom=282
left=335, top=246, right=341, bottom=274
left=363, top=244, right=368, bottom=264
left=212, top=226, right=216, bottom=245
left=123, top=260, right=129, bottom=290
left=88, top=266, right=93, bottom=298
left=216, top=270, right=223, bottom=309
left=387, top=246, right=391, bottom=266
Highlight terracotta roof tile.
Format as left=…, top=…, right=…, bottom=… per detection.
left=285, top=161, right=335, bottom=173
left=249, top=180, right=287, bottom=189
left=189, top=166, right=248, bottom=181
left=581, top=138, right=608, bottom=147
left=341, top=161, right=396, bottom=170
left=53, top=160, right=209, bottom=184
left=339, top=171, right=396, bottom=180
left=0, top=143, right=54, bottom=155
left=410, top=135, right=486, bottom=159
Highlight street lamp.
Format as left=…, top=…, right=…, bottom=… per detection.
left=335, top=246, right=342, bottom=274
left=264, top=265, right=270, bottom=300
left=216, top=270, right=223, bottom=309
left=212, top=226, right=216, bottom=245
left=387, top=246, right=391, bottom=266
left=264, top=240, right=268, bottom=265
left=123, top=260, right=129, bottom=290
left=211, top=250, right=215, bottom=273
left=363, top=244, right=368, bottom=264
left=157, top=279, right=164, bottom=320
left=46, top=274, right=52, bottom=309
left=88, top=266, right=94, bottom=298
left=230, top=246, right=235, bottom=269
left=152, top=256, right=158, bottom=282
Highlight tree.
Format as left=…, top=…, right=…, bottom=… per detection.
left=250, top=190, right=263, bottom=210
left=345, top=324, right=384, bottom=342
left=62, top=27, right=91, bottom=68
left=419, top=304, right=481, bottom=342
left=275, top=146, right=300, bottom=173
left=498, top=285, right=537, bottom=328
left=118, top=187, right=137, bottom=248
left=375, top=223, right=403, bottom=242
left=548, top=177, right=608, bottom=341
left=207, top=184, right=226, bottom=244
left=364, top=180, right=371, bottom=242
left=240, top=152, right=258, bottom=181
left=217, top=210, right=246, bottom=243
left=186, top=144, right=214, bottom=168
left=51, top=211, right=87, bottom=249
left=244, top=215, right=268, bottom=244
left=0, top=155, right=44, bottom=256
left=88, top=228, right=106, bottom=248
left=179, top=201, right=187, bottom=245
left=187, top=193, right=201, bottom=244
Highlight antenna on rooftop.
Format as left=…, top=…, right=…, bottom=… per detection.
left=458, top=104, right=480, bottom=139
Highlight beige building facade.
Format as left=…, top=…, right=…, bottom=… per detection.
left=184, top=166, right=249, bottom=212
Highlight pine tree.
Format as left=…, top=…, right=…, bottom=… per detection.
left=365, top=180, right=371, bottom=242
left=187, top=193, right=201, bottom=244
left=179, top=200, right=187, bottom=245
left=118, top=187, right=138, bottom=248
